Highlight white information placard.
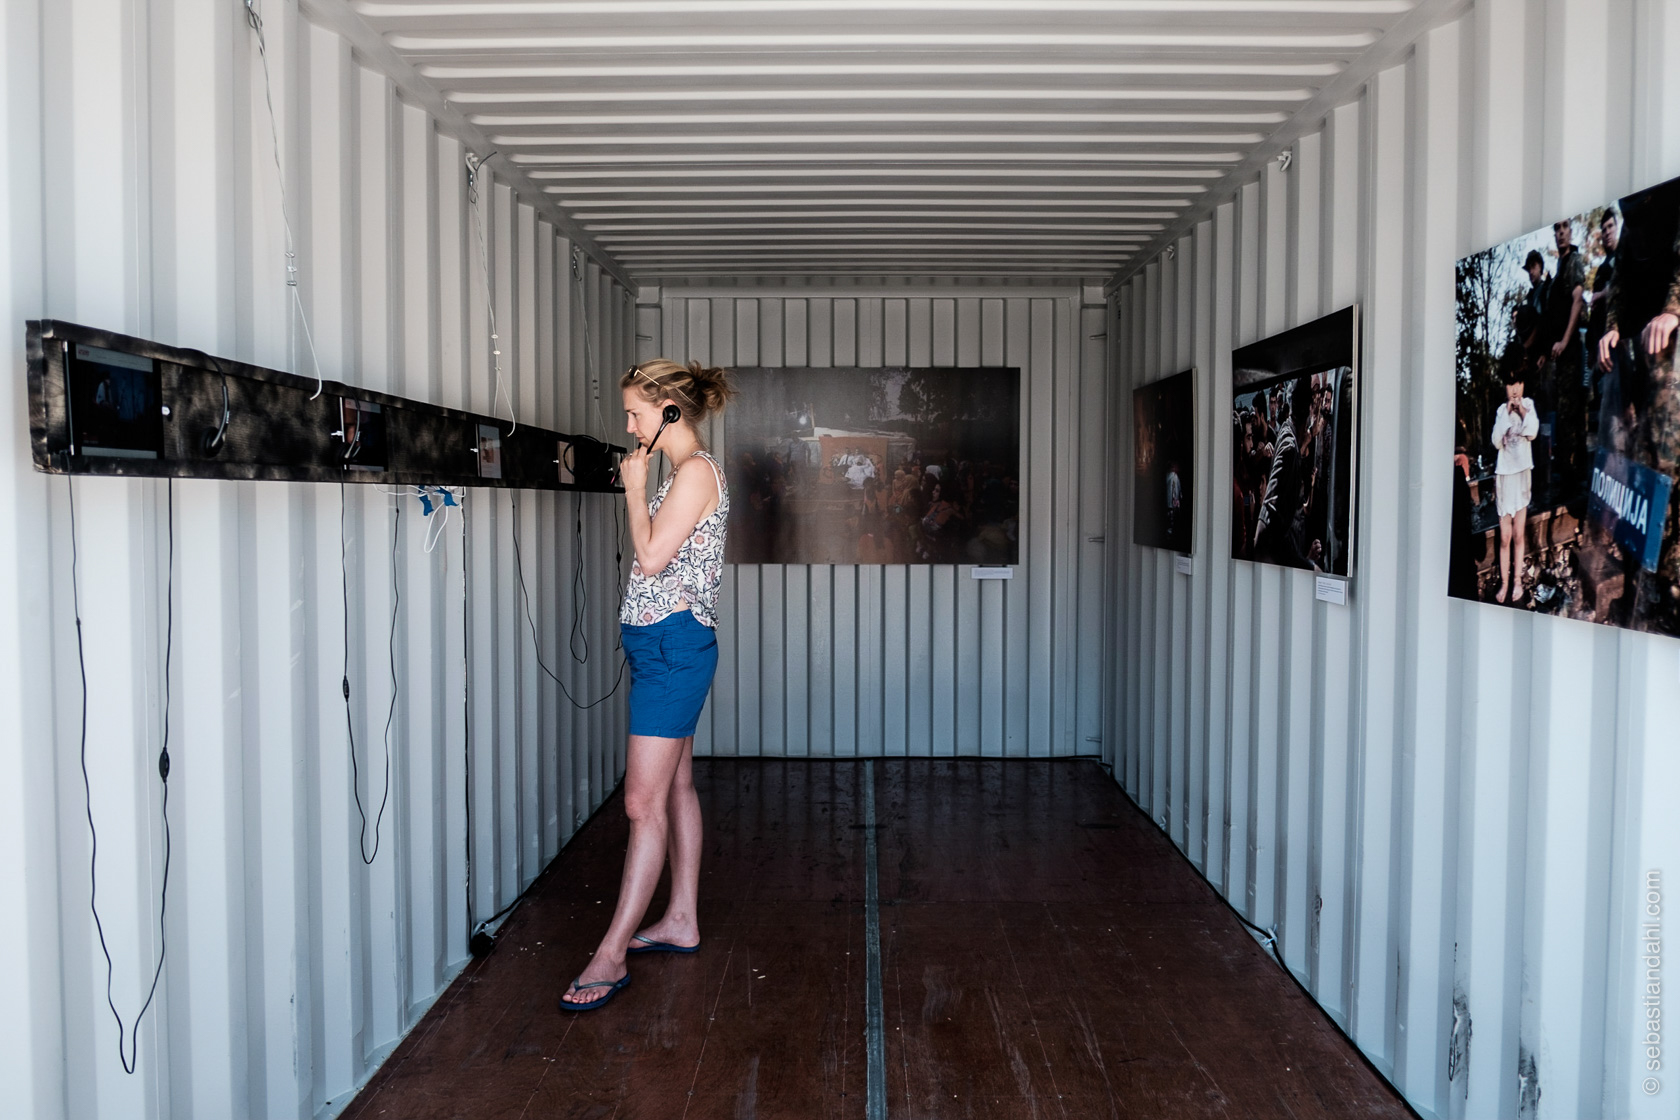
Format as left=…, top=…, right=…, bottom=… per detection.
left=971, top=566, right=1014, bottom=580
left=1174, top=555, right=1193, bottom=576
left=1315, top=576, right=1348, bottom=605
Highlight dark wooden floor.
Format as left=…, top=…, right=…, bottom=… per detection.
left=344, top=759, right=1417, bottom=1120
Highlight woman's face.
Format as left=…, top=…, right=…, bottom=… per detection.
left=623, top=387, right=675, bottom=448
left=1505, top=382, right=1524, bottom=410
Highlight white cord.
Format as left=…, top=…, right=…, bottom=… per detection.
left=464, top=152, right=517, bottom=435
left=424, top=502, right=450, bottom=554
left=571, top=248, right=618, bottom=442
left=244, top=0, right=327, bottom=401
left=423, top=487, right=463, bottom=555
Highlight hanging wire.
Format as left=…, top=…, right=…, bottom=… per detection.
left=341, top=484, right=394, bottom=865
left=243, top=0, right=327, bottom=400
left=509, top=492, right=626, bottom=710
left=69, top=470, right=175, bottom=1074
left=569, top=491, right=590, bottom=663
left=464, top=151, right=517, bottom=435
left=571, top=248, right=619, bottom=442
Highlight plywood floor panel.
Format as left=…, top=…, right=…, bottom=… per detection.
left=344, top=759, right=1413, bottom=1120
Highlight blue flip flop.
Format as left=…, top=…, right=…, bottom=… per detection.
left=627, top=934, right=700, bottom=955
left=559, top=972, right=631, bottom=1011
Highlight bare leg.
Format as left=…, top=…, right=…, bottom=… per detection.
left=1497, top=515, right=1512, bottom=603
left=635, top=737, right=703, bottom=948
left=561, top=734, right=686, bottom=1003
left=1511, top=508, right=1529, bottom=602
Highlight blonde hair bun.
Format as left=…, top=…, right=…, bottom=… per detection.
left=621, top=358, right=737, bottom=424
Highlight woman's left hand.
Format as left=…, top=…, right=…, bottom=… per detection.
left=620, top=445, right=650, bottom=493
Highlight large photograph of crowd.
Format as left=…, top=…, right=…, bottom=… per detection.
left=1133, top=369, right=1195, bottom=553
left=722, top=366, right=1021, bottom=565
left=1451, top=174, right=1680, bottom=635
left=1230, top=306, right=1360, bottom=577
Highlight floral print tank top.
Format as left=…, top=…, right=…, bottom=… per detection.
left=619, top=451, right=729, bottom=629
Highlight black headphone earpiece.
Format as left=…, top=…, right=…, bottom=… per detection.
left=646, top=403, right=683, bottom=454
left=196, top=354, right=232, bottom=458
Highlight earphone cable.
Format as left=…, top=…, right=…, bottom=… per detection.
left=342, top=483, right=393, bottom=865
left=460, top=492, right=475, bottom=939
left=69, top=468, right=174, bottom=1075
left=569, top=491, right=589, bottom=663
left=509, top=493, right=625, bottom=710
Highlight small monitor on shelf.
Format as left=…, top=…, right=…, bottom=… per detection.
left=67, top=343, right=163, bottom=459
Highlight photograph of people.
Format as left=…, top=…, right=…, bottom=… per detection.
left=1452, top=172, right=1680, bottom=632
left=1228, top=306, right=1358, bottom=576
left=1131, top=369, right=1195, bottom=553
left=560, top=358, right=735, bottom=1011
left=725, top=366, right=1020, bottom=565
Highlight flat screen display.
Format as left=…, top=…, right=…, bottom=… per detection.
left=477, top=424, right=503, bottom=479
left=67, top=343, right=163, bottom=459
left=340, top=398, right=387, bottom=471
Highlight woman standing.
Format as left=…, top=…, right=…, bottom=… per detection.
left=561, top=359, right=735, bottom=1011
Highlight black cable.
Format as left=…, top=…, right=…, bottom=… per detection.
left=379, top=499, right=401, bottom=848
left=509, top=492, right=625, bottom=710
left=69, top=467, right=174, bottom=1075
left=568, top=491, right=589, bottom=663
left=180, top=348, right=232, bottom=457
left=612, top=496, right=626, bottom=652
left=461, top=493, right=477, bottom=944
left=342, top=483, right=393, bottom=865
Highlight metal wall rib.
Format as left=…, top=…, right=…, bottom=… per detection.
left=1106, top=5, right=1680, bottom=1120
left=642, top=280, right=1109, bottom=759
left=0, top=3, right=633, bottom=1118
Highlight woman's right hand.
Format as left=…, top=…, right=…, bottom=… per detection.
left=620, top=445, right=650, bottom=494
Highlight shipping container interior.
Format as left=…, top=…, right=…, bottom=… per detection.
left=4, top=1, right=1680, bottom=1118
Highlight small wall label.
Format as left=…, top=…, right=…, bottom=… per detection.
left=971, top=566, right=1014, bottom=580
left=1174, top=555, right=1193, bottom=576
left=1315, top=576, right=1348, bottom=605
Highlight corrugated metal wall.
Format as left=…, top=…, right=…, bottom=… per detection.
left=0, top=3, right=634, bottom=1118
left=642, top=281, right=1110, bottom=758
left=1105, top=4, right=1680, bottom=1119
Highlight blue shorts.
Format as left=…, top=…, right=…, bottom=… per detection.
left=622, top=610, right=719, bottom=739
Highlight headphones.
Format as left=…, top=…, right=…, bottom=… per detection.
left=202, top=376, right=230, bottom=457
left=645, top=403, right=682, bottom=454
left=190, top=351, right=232, bottom=457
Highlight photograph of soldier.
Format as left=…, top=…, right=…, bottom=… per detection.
left=1452, top=172, right=1680, bottom=634
left=1229, top=306, right=1359, bottom=577
left=1132, top=369, right=1195, bottom=553
left=722, top=367, right=1020, bottom=566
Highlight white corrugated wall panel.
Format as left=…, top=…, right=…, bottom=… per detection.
left=0, top=3, right=633, bottom=1117
left=642, top=280, right=1105, bottom=759
left=1107, top=4, right=1680, bottom=1119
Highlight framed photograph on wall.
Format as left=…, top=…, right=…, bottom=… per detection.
left=1451, top=173, right=1680, bottom=634
left=721, top=366, right=1021, bottom=565
left=1133, top=368, right=1195, bottom=553
left=1230, top=305, right=1360, bottom=577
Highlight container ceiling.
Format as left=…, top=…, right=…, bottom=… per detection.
left=354, top=0, right=1427, bottom=281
